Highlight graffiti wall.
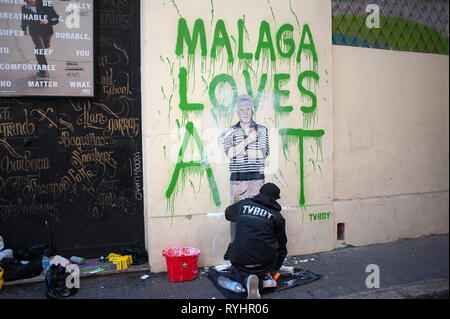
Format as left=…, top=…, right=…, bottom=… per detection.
left=0, top=0, right=145, bottom=257
left=142, top=0, right=333, bottom=271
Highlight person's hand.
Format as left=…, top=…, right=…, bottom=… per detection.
left=40, top=20, right=48, bottom=25
left=246, top=131, right=258, bottom=144
left=24, top=31, right=28, bottom=36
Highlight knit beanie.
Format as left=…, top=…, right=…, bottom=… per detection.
left=259, top=183, right=281, bottom=200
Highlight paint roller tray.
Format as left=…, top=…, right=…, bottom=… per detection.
left=206, top=266, right=321, bottom=299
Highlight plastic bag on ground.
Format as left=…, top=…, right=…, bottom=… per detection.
left=0, top=249, right=13, bottom=262
left=13, top=243, right=50, bottom=261
left=122, top=247, right=148, bottom=265
left=45, top=264, right=79, bottom=299
left=0, top=257, right=42, bottom=281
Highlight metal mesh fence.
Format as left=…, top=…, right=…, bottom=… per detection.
left=332, top=0, right=449, bottom=54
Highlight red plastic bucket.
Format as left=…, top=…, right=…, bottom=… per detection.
left=162, top=246, right=200, bottom=282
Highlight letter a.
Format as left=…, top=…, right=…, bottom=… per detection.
left=365, top=264, right=380, bottom=289
left=166, top=122, right=221, bottom=206
left=365, top=4, right=380, bottom=29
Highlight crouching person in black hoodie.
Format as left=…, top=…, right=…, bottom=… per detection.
left=224, top=183, right=287, bottom=299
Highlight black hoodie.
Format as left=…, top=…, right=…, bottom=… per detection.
left=225, top=193, right=287, bottom=270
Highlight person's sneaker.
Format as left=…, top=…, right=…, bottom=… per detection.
left=262, top=275, right=277, bottom=288
left=246, top=275, right=260, bottom=299
left=36, top=70, right=50, bottom=79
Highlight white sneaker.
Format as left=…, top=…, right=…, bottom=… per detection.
left=262, top=275, right=277, bottom=288
left=246, top=275, right=261, bottom=299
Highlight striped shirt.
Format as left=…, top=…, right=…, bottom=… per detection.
left=221, top=121, right=269, bottom=181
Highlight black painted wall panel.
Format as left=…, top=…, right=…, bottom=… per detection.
left=0, top=0, right=144, bottom=258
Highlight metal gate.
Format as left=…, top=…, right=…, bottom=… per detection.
left=332, top=0, right=449, bottom=54
left=0, top=0, right=144, bottom=258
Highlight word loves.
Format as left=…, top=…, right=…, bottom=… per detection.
left=309, top=212, right=331, bottom=222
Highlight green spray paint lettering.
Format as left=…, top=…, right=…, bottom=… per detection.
left=272, top=70, right=318, bottom=114
left=297, top=23, right=318, bottom=66
left=276, top=23, right=295, bottom=58
left=279, top=128, right=325, bottom=206
left=166, top=122, right=221, bottom=207
left=274, top=73, right=293, bottom=113
left=211, top=19, right=234, bottom=64
left=209, top=73, right=238, bottom=113
left=175, top=18, right=207, bottom=57
left=238, top=19, right=253, bottom=61
left=298, top=70, right=319, bottom=114
left=309, top=212, right=331, bottom=222
left=255, top=20, right=276, bottom=62
left=242, top=70, right=267, bottom=111
left=178, top=67, right=204, bottom=111
left=175, top=19, right=318, bottom=65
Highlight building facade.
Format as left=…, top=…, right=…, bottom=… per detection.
left=1, top=0, right=448, bottom=273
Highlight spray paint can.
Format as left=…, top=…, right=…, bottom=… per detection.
left=70, top=256, right=85, bottom=265
left=279, top=266, right=294, bottom=274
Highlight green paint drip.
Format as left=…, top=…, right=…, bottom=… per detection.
left=280, top=134, right=298, bottom=165
left=276, top=24, right=295, bottom=64
left=187, top=53, right=196, bottom=93
left=181, top=110, right=202, bottom=127
left=243, top=70, right=267, bottom=112
left=161, top=86, right=168, bottom=100
left=211, top=19, right=235, bottom=65
left=266, top=0, right=277, bottom=28
left=160, top=56, right=176, bottom=125
left=165, top=122, right=221, bottom=218
left=189, top=179, right=196, bottom=194
left=255, top=20, right=276, bottom=76
left=170, top=0, right=181, bottom=17
left=289, top=0, right=301, bottom=35
left=178, top=67, right=204, bottom=121
left=279, top=128, right=325, bottom=206
left=298, top=70, right=320, bottom=129
left=296, top=24, right=318, bottom=75
left=273, top=107, right=290, bottom=129
left=300, top=205, right=307, bottom=224
left=278, top=169, right=288, bottom=185
left=274, top=73, right=293, bottom=116
left=201, top=76, right=209, bottom=95
left=175, top=119, right=181, bottom=139
left=209, top=0, right=215, bottom=26
left=209, top=73, right=238, bottom=127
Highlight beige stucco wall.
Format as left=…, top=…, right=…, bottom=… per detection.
left=333, top=46, right=449, bottom=246
left=141, top=0, right=334, bottom=272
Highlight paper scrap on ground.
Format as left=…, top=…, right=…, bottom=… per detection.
left=80, top=265, right=110, bottom=274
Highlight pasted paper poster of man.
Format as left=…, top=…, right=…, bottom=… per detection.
left=220, top=94, right=269, bottom=203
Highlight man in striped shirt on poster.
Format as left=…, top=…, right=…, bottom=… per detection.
left=220, top=94, right=269, bottom=241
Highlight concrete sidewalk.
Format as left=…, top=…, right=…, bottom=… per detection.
left=0, top=234, right=448, bottom=299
